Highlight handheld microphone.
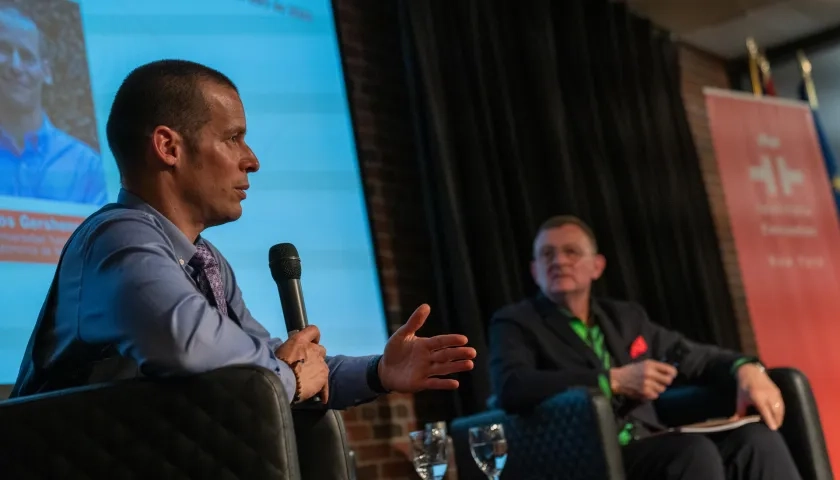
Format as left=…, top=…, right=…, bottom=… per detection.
left=268, top=243, right=308, bottom=334
left=269, top=243, right=321, bottom=405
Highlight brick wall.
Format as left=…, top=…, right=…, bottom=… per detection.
left=334, top=0, right=438, bottom=478
left=678, top=45, right=757, bottom=355
left=334, top=2, right=759, bottom=475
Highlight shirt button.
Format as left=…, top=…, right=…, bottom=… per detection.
left=179, top=258, right=185, bottom=266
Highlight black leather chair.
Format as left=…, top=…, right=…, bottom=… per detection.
left=654, top=368, right=832, bottom=480
left=451, top=367, right=831, bottom=480
left=0, top=366, right=358, bottom=480
left=291, top=406, right=357, bottom=480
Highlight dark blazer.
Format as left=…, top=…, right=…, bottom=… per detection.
left=488, top=294, right=746, bottom=430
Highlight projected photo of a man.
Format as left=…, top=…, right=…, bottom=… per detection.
left=0, top=3, right=106, bottom=205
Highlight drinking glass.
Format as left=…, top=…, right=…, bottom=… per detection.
left=408, top=427, right=448, bottom=480
left=468, top=423, right=508, bottom=480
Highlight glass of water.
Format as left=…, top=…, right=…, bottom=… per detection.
left=468, top=423, right=508, bottom=480
left=409, top=427, right=448, bottom=480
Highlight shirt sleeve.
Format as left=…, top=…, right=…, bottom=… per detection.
left=212, top=241, right=382, bottom=409
left=77, top=212, right=297, bottom=402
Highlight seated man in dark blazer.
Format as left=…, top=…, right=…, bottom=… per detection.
left=488, top=215, right=801, bottom=480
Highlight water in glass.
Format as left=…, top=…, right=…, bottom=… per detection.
left=409, top=428, right=448, bottom=480
left=468, top=424, right=508, bottom=480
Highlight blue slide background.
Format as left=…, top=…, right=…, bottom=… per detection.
left=0, top=0, right=389, bottom=383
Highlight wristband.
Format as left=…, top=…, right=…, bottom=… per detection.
left=281, top=358, right=304, bottom=403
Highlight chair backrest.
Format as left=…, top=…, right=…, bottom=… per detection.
left=0, top=366, right=302, bottom=480
left=770, top=368, right=834, bottom=480
left=451, top=389, right=626, bottom=480
left=292, top=406, right=356, bottom=480
left=656, top=367, right=833, bottom=480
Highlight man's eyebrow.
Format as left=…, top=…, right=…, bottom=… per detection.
left=223, top=126, right=246, bottom=136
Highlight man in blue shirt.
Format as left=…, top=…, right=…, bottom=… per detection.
left=0, top=6, right=107, bottom=205
left=10, top=59, right=477, bottom=407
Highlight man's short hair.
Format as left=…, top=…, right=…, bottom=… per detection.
left=0, top=4, right=49, bottom=60
left=105, top=59, right=238, bottom=179
left=535, top=215, right=599, bottom=253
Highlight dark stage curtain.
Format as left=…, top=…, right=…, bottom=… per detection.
left=399, top=0, right=742, bottom=417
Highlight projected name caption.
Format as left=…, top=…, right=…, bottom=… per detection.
left=238, top=0, right=313, bottom=21
left=0, top=210, right=83, bottom=264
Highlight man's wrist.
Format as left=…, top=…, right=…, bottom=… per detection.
left=367, top=355, right=390, bottom=394
left=732, top=357, right=763, bottom=376
left=280, top=358, right=303, bottom=403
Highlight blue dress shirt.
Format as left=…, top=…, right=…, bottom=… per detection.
left=14, top=188, right=381, bottom=407
left=0, top=116, right=108, bottom=205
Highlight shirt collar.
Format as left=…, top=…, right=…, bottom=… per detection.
left=533, top=291, right=607, bottom=324
left=0, top=114, right=54, bottom=156
left=116, top=188, right=198, bottom=264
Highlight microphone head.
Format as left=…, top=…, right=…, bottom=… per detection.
left=269, top=243, right=301, bottom=281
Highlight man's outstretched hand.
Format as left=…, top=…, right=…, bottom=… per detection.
left=378, top=304, right=477, bottom=393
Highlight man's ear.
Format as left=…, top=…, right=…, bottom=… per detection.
left=530, top=260, right=539, bottom=284
left=592, top=253, right=606, bottom=280
left=41, top=60, right=53, bottom=86
left=150, top=126, right=185, bottom=169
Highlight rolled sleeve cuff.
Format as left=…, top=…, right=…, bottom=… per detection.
left=327, top=355, right=382, bottom=409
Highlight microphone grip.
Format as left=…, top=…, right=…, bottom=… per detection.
left=277, top=279, right=308, bottom=333
left=276, top=279, right=322, bottom=405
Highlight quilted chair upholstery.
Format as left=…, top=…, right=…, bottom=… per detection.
left=0, top=366, right=301, bottom=480
left=452, top=367, right=830, bottom=480
left=450, top=388, right=625, bottom=480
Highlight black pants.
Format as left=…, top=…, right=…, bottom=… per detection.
left=622, top=423, right=802, bottom=480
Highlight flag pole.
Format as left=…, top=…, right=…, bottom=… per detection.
left=746, top=37, right=762, bottom=96
left=798, top=50, right=819, bottom=109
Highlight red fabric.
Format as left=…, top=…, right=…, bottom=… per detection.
left=629, top=335, right=648, bottom=359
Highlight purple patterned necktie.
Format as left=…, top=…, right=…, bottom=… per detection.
left=190, top=243, right=228, bottom=317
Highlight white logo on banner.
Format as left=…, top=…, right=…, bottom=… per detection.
left=749, top=155, right=804, bottom=197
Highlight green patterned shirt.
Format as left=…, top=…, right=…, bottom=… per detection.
left=563, top=309, right=635, bottom=446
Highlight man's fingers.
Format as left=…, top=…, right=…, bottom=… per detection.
left=319, top=363, right=330, bottom=404
left=310, top=343, right=327, bottom=359
left=430, top=346, right=476, bottom=364
left=430, top=360, right=475, bottom=377
left=651, top=361, right=678, bottom=379
left=644, top=378, right=668, bottom=394
left=295, top=325, right=321, bottom=344
left=771, top=398, right=785, bottom=428
left=396, top=304, right=431, bottom=337
left=426, top=334, right=470, bottom=351
left=648, top=369, right=676, bottom=387
left=423, top=377, right=460, bottom=390
left=735, top=402, right=747, bottom=418
left=756, top=400, right=778, bottom=430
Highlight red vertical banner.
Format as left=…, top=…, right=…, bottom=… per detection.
left=706, top=88, right=840, bottom=473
